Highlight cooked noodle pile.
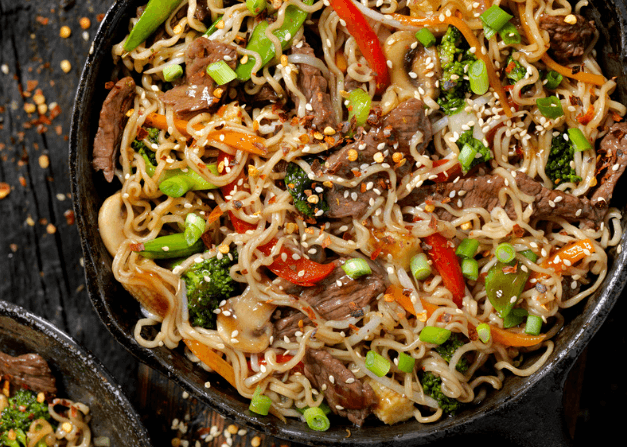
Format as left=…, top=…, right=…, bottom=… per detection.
left=95, top=0, right=625, bottom=427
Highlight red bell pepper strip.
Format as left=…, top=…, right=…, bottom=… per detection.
left=217, top=152, right=335, bottom=287
left=430, top=159, right=462, bottom=183
left=328, top=0, right=390, bottom=94
left=424, top=233, right=466, bottom=307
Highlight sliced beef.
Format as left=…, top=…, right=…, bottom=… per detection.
left=399, top=172, right=606, bottom=227
left=324, top=98, right=432, bottom=218
left=302, top=348, right=376, bottom=426
left=591, top=122, right=627, bottom=206
left=539, top=14, right=596, bottom=63
left=289, top=42, right=337, bottom=131
left=0, top=351, right=57, bottom=395
left=273, top=257, right=386, bottom=339
left=194, top=0, right=212, bottom=23
left=163, top=38, right=237, bottom=119
left=93, top=76, right=136, bottom=182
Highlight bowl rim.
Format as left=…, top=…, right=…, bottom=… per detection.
left=68, top=0, right=627, bottom=445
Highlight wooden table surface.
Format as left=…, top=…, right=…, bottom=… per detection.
left=0, top=1, right=624, bottom=446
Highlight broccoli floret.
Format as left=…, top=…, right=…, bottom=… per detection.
left=504, top=54, right=527, bottom=84
left=183, top=250, right=238, bottom=330
left=437, top=26, right=477, bottom=115
left=131, top=127, right=159, bottom=167
left=0, top=388, right=51, bottom=433
left=456, top=127, right=493, bottom=173
left=435, top=332, right=470, bottom=373
left=284, top=162, right=329, bottom=219
left=546, top=132, right=582, bottom=186
left=421, top=371, right=463, bottom=415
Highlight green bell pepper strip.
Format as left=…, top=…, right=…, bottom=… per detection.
left=485, top=261, right=529, bottom=319
left=137, top=233, right=205, bottom=259
left=124, top=0, right=184, bottom=51
left=235, top=0, right=314, bottom=81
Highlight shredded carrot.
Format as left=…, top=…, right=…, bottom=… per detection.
left=390, top=14, right=512, bottom=117
left=143, top=112, right=268, bottom=156
left=183, top=339, right=237, bottom=388
left=515, top=3, right=605, bottom=87
left=387, top=284, right=545, bottom=347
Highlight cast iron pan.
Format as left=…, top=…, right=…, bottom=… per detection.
left=0, top=301, right=152, bottom=447
left=68, top=1, right=627, bottom=445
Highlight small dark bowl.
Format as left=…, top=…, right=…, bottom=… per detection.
left=0, top=301, right=152, bottom=447
left=69, top=1, right=627, bottom=446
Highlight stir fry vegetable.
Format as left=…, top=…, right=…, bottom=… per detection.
left=124, top=0, right=184, bottom=51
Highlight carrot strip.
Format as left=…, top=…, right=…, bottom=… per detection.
left=387, top=284, right=544, bottom=347
left=390, top=14, right=512, bottom=117
left=539, top=239, right=595, bottom=276
left=183, top=339, right=237, bottom=388
left=143, top=112, right=267, bottom=155
left=515, top=3, right=605, bottom=87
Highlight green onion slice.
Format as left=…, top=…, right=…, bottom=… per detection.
left=415, top=28, right=436, bottom=47
left=347, top=88, right=372, bottom=128
left=525, top=315, right=543, bottom=336
left=163, top=64, right=183, bottom=82
left=341, top=258, right=372, bottom=279
left=498, top=21, right=521, bottom=45
left=481, top=5, right=513, bottom=31
left=458, top=143, right=478, bottom=173
left=476, top=323, right=491, bottom=343
left=246, top=0, right=267, bottom=16
left=184, top=213, right=205, bottom=246
left=396, top=352, right=416, bottom=373
left=419, top=326, right=451, bottom=345
left=469, top=59, right=489, bottom=95
left=520, top=249, right=538, bottom=263
left=410, top=253, right=432, bottom=280
left=206, top=60, right=237, bottom=85
left=536, top=96, right=564, bottom=119
left=203, top=15, right=224, bottom=37
left=495, top=243, right=516, bottom=264
left=461, top=258, right=479, bottom=281
left=456, top=238, right=479, bottom=259
left=568, top=127, right=592, bottom=152
left=365, top=351, right=391, bottom=377
left=544, top=70, right=563, bottom=90
left=249, top=386, right=273, bottom=415
left=303, top=406, right=331, bottom=431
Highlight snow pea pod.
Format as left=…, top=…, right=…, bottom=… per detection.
left=124, top=0, right=184, bottom=51
left=235, top=0, right=313, bottom=81
left=485, top=261, right=528, bottom=318
left=138, top=233, right=205, bottom=259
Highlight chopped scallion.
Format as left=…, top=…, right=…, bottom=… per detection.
left=365, top=351, right=391, bottom=377
left=396, top=352, right=416, bottom=373
left=419, top=326, right=451, bottom=345
left=456, top=238, right=479, bottom=259
left=246, top=0, right=267, bottom=16
left=347, top=88, right=372, bottom=129
left=461, top=258, right=479, bottom=281
left=495, top=243, right=516, bottom=264
left=184, top=213, right=205, bottom=246
left=469, top=59, right=489, bottom=95
left=303, top=406, right=330, bottom=431
left=525, top=315, right=543, bottom=336
left=481, top=5, right=513, bottom=31
left=544, top=70, right=563, bottom=90
left=458, top=143, right=478, bottom=173
left=341, top=258, right=372, bottom=279
left=163, top=64, right=183, bottom=82
left=498, top=21, right=521, bottom=45
left=568, top=127, right=592, bottom=152
left=536, top=96, right=564, bottom=119
left=415, top=28, right=436, bottom=48
left=476, top=323, right=491, bottom=343
left=249, top=386, right=273, bottom=415
left=410, top=253, right=432, bottom=280
left=206, top=60, right=237, bottom=85
left=203, top=15, right=224, bottom=37
left=520, top=249, right=538, bottom=263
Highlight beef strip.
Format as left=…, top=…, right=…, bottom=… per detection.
left=399, top=171, right=607, bottom=227
left=591, top=122, right=627, bottom=206
left=289, top=42, right=338, bottom=131
left=323, top=98, right=432, bottom=218
left=194, top=0, right=212, bottom=23
left=0, top=352, right=57, bottom=395
left=273, top=257, right=386, bottom=339
left=163, top=38, right=237, bottom=119
left=92, top=76, right=136, bottom=182
left=538, top=14, right=596, bottom=63
left=302, top=348, right=376, bottom=426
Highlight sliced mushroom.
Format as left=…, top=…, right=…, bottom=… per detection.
left=98, top=191, right=127, bottom=257
left=383, top=31, right=442, bottom=102
left=216, top=286, right=276, bottom=354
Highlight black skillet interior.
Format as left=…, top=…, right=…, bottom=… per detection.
left=68, top=1, right=627, bottom=446
left=0, top=301, right=152, bottom=447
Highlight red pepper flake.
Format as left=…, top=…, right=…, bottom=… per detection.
left=577, top=104, right=595, bottom=125
left=129, top=243, right=144, bottom=252
left=63, top=209, right=75, bottom=225
left=35, top=16, right=49, bottom=25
